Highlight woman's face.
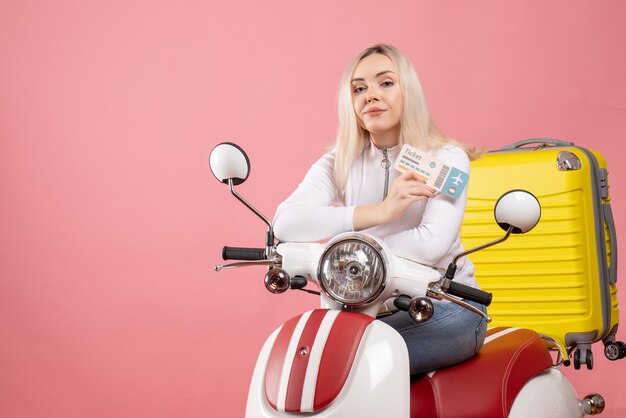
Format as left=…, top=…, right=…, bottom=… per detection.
left=351, top=53, right=403, bottom=144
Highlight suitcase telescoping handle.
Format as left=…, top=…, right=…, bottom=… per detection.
left=501, top=138, right=575, bottom=150
left=604, top=204, right=619, bottom=284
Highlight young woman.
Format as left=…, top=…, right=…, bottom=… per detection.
left=273, top=44, right=486, bottom=374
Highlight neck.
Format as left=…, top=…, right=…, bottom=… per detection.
left=370, top=132, right=399, bottom=149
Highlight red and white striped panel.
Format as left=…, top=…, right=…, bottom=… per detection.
left=264, top=309, right=375, bottom=413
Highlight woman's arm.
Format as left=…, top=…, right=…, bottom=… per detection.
left=273, top=151, right=354, bottom=242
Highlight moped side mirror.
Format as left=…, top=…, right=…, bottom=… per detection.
left=209, top=142, right=250, bottom=186
left=445, top=190, right=541, bottom=281
left=209, top=142, right=276, bottom=262
left=494, top=190, right=541, bottom=234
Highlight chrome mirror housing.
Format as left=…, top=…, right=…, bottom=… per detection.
left=494, top=190, right=541, bottom=234
left=209, top=142, right=250, bottom=186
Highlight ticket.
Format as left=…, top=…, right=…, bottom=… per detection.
left=393, top=144, right=469, bottom=200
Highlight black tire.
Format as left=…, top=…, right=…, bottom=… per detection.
left=586, top=350, right=594, bottom=370
left=618, top=341, right=626, bottom=359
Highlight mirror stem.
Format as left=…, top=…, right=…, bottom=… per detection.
left=228, top=179, right=272, bottom=229
left=446, top=226, right=514, bottom=280
left=453, top=225, right=513, bottom=265
left=452, top=226, right=513, bottom=264
left=228, top=180, right=276, bottom=252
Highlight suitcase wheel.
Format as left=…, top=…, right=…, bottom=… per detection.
left=604, top=341, right=626, bottom=361
left=573, top=348, right=594, bottom=370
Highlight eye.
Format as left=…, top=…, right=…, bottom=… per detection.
left=381, top=80, right=395, bottom=87
left=353, top=85, right=366, bottom=94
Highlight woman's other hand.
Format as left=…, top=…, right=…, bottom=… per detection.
left=382, top=171, right=434, bottom=221
left=353, top=171, right=434, bottom=230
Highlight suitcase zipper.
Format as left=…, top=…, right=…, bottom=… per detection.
left=380, top=147, right=391, bottom=200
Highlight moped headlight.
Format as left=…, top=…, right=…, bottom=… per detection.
left=317, top=234, right=387, bottom=305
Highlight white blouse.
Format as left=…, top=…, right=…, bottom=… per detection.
left=273, top=143, right=477, bottom=287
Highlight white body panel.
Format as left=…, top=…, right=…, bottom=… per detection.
left=509, top=368, right=584, bottom=418
left=276, top=239, right=441, bottom=318
left=246, top=320, right=410, bottom=418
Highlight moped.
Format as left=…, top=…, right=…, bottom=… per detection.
left=209, top=142, right=606, bottom=417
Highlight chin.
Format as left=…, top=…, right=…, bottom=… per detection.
left=366, top=126, right=394, bottom=135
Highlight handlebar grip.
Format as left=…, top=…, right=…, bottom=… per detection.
left=393, top=295, right=412, bottom=311
left=222, top=246, right=266, bottom=261
left=447, top=282, right=493, bottom=306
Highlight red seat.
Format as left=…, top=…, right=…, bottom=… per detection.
left=410, top=327, right=554, bottom=418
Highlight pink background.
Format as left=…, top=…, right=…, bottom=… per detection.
left=2, top=1, right=626, bottom=417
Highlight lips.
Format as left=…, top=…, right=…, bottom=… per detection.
left=364, top=107, right=386, bottom=116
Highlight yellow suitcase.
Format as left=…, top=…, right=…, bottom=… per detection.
left=461, top=139, right=623, bottom=369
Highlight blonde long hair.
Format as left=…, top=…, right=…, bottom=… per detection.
left=333, top=44, right=481, bottom=191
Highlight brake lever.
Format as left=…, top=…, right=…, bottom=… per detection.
left=214, top=255, right=281, bottom=271
left=426, top=284, right=492, bottom=323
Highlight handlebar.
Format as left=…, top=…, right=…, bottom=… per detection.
left=447, top=282, right=492, bottom=306
left=222, top=246, right=266, bottom=261
left=395, top=282, right=492, bottom=323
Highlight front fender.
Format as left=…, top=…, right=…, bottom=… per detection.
left=246, top=309, right=410, bottom=417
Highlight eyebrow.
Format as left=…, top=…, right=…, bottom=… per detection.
left=351, top=70, right=396, bottom=83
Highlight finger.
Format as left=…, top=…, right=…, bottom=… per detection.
left=403, top=189, right=435, bottom=200
left=395, top=172, right=427, bottom=188
left=403, top=183, right=436, bottom=196
left=397, top=171, right=417, bottom=181
left=405, top=170, right=428, bottom=183
left=404, top=194, right=429, bottom=204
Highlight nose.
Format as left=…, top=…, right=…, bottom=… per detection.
left=366, top=86, right=379, bottom=103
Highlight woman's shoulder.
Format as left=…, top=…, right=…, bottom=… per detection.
left=302, top=148, right=336, bottom=179
left=316, top=148, right=336, bottom=166
left=434, top=144, right=470, bottom=167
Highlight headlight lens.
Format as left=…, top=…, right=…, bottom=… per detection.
left=318, top=235, right=387, bottom=305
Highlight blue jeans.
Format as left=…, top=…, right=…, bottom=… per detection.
left=379, top=299, right=487, bottom=374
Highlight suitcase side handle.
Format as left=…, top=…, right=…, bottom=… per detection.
left=604, top=203, right=618, bottom=284
left=501, top=138, right=575, bottom=150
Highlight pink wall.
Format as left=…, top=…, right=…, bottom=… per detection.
left=1, top=1, right=625, bottom=417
